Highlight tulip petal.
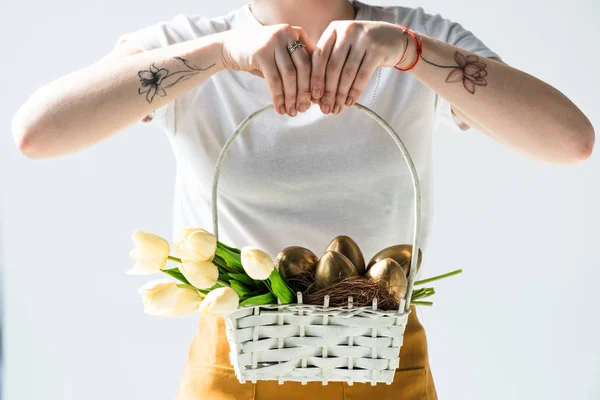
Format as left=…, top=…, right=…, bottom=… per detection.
left=138, top=279, right=173, bottom=295
left=138, top=279, right=202, bottom=317
left=169, top=288, right=203, bottom=316
left=465, top=55, right=479, bottom=63
left=180, top=259, right=219, bottom=289
left=175, top=227, right=198, bottom=244
left=187, top=229, right=217, bottom=261
left=173, top=228, right=217, bottom=262
left=241, top=246, right=274, bottom=280
left=127, top=259, right=165, bottom=275
left=473, top=78, right=487, bottom=86
left=128, top=233, right=170, bottom=274
left=171, top=246, right=203, bottom=262
left=199, top=287, right=239, bottom=315
left=132, top=231, right=169, bottom=248
left=127, top=247, right=168, bottom=275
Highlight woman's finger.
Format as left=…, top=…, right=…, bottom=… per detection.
left=289, top=27, right=314, bottom=113
left=289, top=46, right=312, bottom=113
left=260, top=56, right=286, bottom=115
left=320, top=33, right=351, bottom=114
left=274, top=45, right=298, bottom=117
left=334, top=47, right=366, bottom=113
left=346, top=53, right=381, bottom=108
left=310, top=25, right=336, bottom=108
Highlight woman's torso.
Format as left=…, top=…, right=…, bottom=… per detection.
left=162, top=1, right=439, bottom=261
left=137, top=2, right=482, bottom=398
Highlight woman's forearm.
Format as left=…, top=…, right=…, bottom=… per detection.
left=402, top=34, right=595, bottom=166
left=11, top=31, right=228, bottom=159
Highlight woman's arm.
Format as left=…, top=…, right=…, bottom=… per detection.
left=12, top=22, right=317, bottom=160
left=308, top=21, right=594, bottom=166
left=403, top=34, right=595, bottom=166
left=11, top=32, right=227, bottom=159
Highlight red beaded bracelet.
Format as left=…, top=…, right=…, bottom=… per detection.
left=394, top=24, right=423, bottom=72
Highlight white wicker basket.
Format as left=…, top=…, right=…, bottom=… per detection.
left=211, top=103, right=422, bottom=386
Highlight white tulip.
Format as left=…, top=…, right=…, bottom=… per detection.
left=138, top=279, right=202, bottom=317
left=199, top=287, right=239, bottom=315
left=173, top=227, right=217, bottom=262
left=241, top=246, right=274, bottom=280
left=128, top=231, right=170, bottom=275
left=179, top=259, right=219, bottom=289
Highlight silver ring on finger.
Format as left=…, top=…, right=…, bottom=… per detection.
left=286, top=40, right=305, bottom=55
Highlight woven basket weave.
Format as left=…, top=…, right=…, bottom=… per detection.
left=211, top=103, right=422, bottom=385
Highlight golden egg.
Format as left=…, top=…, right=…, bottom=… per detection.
left=367, top=244, right=423, bottom=277
left=365, top=257, right=408, bottom=301
left=314, top=250, right=359, bottom=288
left=275, top=246, right=319, bottom=291
left=324, top=235, right=366, bottom=275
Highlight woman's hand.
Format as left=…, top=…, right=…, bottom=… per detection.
left=220, top=25, right=315, bottom=117
left=310, top=21, right=409, bottom=114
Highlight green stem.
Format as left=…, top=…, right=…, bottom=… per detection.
left=411, top=301, right=433, bottom=307
left=413, top=290, right=436, bottom=300
left=414, top=269, right=462, bottom=286
left=168, top=255, right=182, bottom=263
left=411, top=287, right=434, bottom=299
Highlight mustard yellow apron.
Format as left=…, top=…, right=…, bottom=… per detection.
left=176, top=305, right=437, bottom=400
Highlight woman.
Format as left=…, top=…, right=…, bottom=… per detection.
left=11, top=0, right=594, bottom=399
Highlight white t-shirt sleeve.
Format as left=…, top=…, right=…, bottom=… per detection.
left=115, top=14, right=212, bottom=127
left=417, top=9, right=502, bottom=132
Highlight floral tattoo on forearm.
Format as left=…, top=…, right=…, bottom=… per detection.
left=137, top=56, right=215, bottom=103
left=420, top=48, right=488, bottom=94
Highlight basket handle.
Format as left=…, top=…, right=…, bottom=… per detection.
left=211, top=103, right=422, bottom=312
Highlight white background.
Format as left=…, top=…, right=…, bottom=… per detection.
left=1, top=0, right=599, bottom=399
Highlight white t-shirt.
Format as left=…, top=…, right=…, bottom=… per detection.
left=118, top=0, right=501, bottom=273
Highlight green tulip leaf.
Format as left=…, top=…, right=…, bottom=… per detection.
left=239, top=292, right=277, bottom=307
left=161, top=267, right=190, bottom=285
left=230, top=280, right=252, bottom=297
left=229, top=273, right=256, bottom=287
left=267, top=269, right=295, bottom=304
left=212, top=254, right=240, bottom=274
left=241, top=289, right=268, bottom=299
left=218, top=273, right=230, bottom=282
left=215, top=245, right=244, bottom=273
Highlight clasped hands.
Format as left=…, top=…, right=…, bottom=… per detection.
left=221, top=21, right=413, bottom=117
